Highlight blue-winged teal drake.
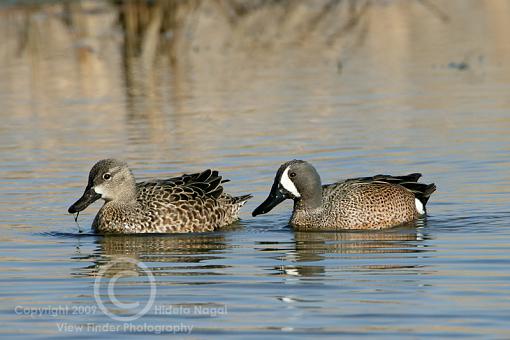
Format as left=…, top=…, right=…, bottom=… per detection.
left=252, top=160, right=436, bottom=230
left=68, top=159, right=252, bottom=234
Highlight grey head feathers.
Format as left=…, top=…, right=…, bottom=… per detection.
left=68, top=159, right=136, bottom=215
left=252, top=159, right=322, bottom=217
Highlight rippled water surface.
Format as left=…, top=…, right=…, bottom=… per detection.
left=1, top=1, right=510, bottom=338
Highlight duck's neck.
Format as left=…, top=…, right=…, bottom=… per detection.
left=291, top=193, right=324, bottom=229
left=114, top=192, right=138, bottom=206
left=98, top=183, right=139, bottom=224
left=294, top=185, right=323, bottom=212
left=107, top=178, right=138, bottom=205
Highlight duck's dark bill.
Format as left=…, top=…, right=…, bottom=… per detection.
left=252, top=186, right=288, bottom=217
left=68, top=186, right=101, bottom=214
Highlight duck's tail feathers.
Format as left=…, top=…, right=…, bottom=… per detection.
left=233, top=194, right=253, bottom=206
left=401, top=182, right=437, bottom=206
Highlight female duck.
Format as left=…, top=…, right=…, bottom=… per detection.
left=68, top=159, right=251, bottom=233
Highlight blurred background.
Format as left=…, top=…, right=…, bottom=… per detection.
left=1, top=0, right=510, bottom=338
left=1, top=0, right=509, bottom=212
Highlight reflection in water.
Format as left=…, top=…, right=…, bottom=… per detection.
left=273, top=224, right=429, bottom=277
left=72, top=233, right=232, bottom=280
left=69, top=233, right=233, bottom=321
left=293, top=226, right=427, bottom=260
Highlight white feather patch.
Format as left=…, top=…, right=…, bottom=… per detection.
left=94, top=186, right=104, bottom=196
left=415, top=198, right=425, bottom=215
left=280, top=167, right=301, bottom=198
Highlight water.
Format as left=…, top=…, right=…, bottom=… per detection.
left=1, top=1, right=510, bottom=338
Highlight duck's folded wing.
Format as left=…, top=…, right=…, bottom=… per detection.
left=343, top=173, right=422, bottom=185
left=137, top=169, right=226, bottom=202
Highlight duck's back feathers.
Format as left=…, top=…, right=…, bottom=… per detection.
left=352, top=173, right=436, bottom=208
left=137, top=169, right=228, bottom=202
left=325, top=173, right=436, bottom=211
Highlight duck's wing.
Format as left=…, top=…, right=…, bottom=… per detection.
left=136, top=169, right=226, bottom=202
left=343, top=173, right=422, bottom=184
left=324, top=173, right=436, bottom=206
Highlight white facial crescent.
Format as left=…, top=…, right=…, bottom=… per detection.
left=280, top=167, right=301, bottom=198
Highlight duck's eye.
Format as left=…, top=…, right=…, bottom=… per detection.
left=289, top=172, right=297, bottom=178
left=103, top=173, right=112, bottom=180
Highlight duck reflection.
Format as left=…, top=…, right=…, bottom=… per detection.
left=293, top=226, right=427, bottom=261
left=275, top=224, right=430, bottom=277
left=72, top=231, right=233, bottom=280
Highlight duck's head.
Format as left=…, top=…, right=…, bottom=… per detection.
left=68, top=159, right=136, bottom=214
left=252, top=159, right=322, bottom=217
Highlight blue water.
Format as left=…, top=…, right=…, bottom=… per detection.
left=1, top=1, right=510, bottom=338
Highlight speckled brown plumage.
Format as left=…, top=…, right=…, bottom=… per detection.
left=68, top=159, right=251, bottom=234
left=253, top=160, right=436, bottom=230
left=293, top=180, right=419, bottom=230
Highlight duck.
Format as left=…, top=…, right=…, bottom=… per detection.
left=252, top=160, right=436, bottom=230
left=68, top=159, right=252, bottom=233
